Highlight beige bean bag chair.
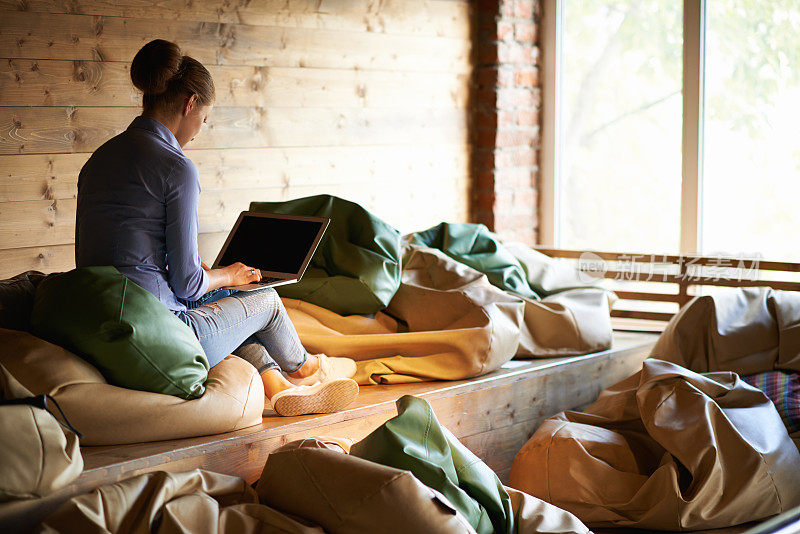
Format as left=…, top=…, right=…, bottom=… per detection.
left=0, top=364, right=83, bottom=501
left=38, top=468, right=322, bottom=534
left=286, top=246, right=612, bottom=385
left=285, top=246, right=524, bottom=384
left=510, top=359, right=800, bottom=531
left=504, top=242, right=615, bottom=357
left=652, top=287, right=800, bottom=447
left=259, top=437, right=590, bottom=534
left=652, top=286, right=800, bottom=375
left=0, top=328, right=264, bottom=445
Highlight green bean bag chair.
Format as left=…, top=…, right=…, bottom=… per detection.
left=351, top=395, right=515, bottom=534
left=30, top=266, right=209, bottom=399
left=410, top=222, right=539, bottom=300
left=250, top=195, right=402, bottom=315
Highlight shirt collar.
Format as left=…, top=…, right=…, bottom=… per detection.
left=128, top=115, right=183, bottom=153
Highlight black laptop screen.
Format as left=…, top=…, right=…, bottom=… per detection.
left=217, top=215, right=324, bottom=274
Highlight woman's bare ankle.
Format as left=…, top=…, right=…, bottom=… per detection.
left=261, top=368, right=294, bottom=400
left=287, top=354, right=319, bottom=379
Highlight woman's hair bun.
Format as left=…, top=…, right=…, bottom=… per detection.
left=130, top=39, right=183, bottom=95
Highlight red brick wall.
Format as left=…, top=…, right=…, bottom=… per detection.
left=472, top=0, right=541, bottom=245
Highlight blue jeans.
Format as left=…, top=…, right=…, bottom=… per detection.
left=174, top=287, right=307, bottom=374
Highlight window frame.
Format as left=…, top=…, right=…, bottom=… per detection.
left=539, top=0, right=706, bottom=253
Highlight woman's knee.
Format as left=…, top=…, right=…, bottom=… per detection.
left=232, top=287, right=281, bottom=317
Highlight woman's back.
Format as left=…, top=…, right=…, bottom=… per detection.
left=75, top=115, right=206, bottom=310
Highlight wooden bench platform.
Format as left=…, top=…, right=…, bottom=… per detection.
left=0, top=330, right=657, bottom=533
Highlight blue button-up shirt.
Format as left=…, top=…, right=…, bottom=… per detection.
left=75, top=116, right=209, bottom=311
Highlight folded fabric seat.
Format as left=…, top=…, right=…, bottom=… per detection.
left=510, top=357, right=800, bottom=529
left=652, top=286, right=800, bottom=447
left=39, top=399, right=590, bottom=534
left=0, top=272, right=263, bottom=445
left=249, top=198, right=617, bottom=385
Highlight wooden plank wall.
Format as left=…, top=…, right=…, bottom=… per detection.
left=0, top=0, right=473, bottom=278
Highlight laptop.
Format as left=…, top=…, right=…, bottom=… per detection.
left=212, top=211, right=330, bottom=291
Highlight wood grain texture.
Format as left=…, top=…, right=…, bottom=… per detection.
left=0, top=106, right=468, bottom=154
left=0, top=242, right=74, bottom=276
left=0, top=0, right=471, bottom=39
left=0, top=0, right=472, bottom=284
left=0, top=11, right=471, bottom=72
left=0, top=197, right=75, bottom=251
left=0, top=144, right=470, bottom=202
left=0, top=236, right=224, bottom=277
left=0, top=176, right=468, bottom=253
left=0, top=60, right=470, bottom=108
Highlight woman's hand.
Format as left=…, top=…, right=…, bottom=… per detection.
left=224, top=262, right=262, bottom=286
left=204, top=261, right=261, bottom=291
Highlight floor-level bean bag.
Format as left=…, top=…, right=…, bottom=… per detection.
left=352, top=395, right=515, bottom=534
left=510, top=359, right=800, bottom=531
left=652, top=287, right=800, bottom=447
left=0, top=328, right=264, bottom=445
left=651, top=286, right=800, bottom=375
left=258, top=438, right=478, bottom=533
left=259, top=427, right=589, bottom=534
left=39, top=469, right=321, bottom=534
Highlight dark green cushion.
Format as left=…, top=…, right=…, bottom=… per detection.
left=30, top=266, right=208, bottom=399
left=250, top=195, right=402, bottom=315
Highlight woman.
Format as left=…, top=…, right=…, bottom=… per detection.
left=75, top=39, right=358, bottom=416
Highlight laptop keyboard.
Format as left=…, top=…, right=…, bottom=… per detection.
left=257, top=277, right=283, bottom=285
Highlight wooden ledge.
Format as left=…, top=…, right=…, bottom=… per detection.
left=79, top=331, right=657, bottom=484
left=0, top=331, right=657, bottom=533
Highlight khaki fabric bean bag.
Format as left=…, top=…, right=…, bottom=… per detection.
left=258, top=439, right=478, bottom=533
left=285, top=245, right=524, bottom=385
left=406, top=224, right=613, bottom=358
left=286, top=246, right=612, bottom=385
left=652, top=286, right=800, bottom=375
left=505, top=241, right=615, bottom=357
left=0, top=364, right=83, bottom=501
left=36, top=439, right=589, bottom=534
left=652, top=287, right=800, bottom=448
left=259, top=437, right=590, bottom=534
left=516, top=287, right=613, bottom=357
left=505, top=486, right=591, bottom=534
left=510, top=359, right=800, bottom=531
left=0, top=328, right=264, bottom=445
left=38, top=469, right=321, bottom=534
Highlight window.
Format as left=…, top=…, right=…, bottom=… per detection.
left=541, top=0, right=800, bottom=260
left=702, top=1, right=800, bottom=260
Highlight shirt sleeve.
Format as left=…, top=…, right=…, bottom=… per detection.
left=164, top=158, right=209, bottom=301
